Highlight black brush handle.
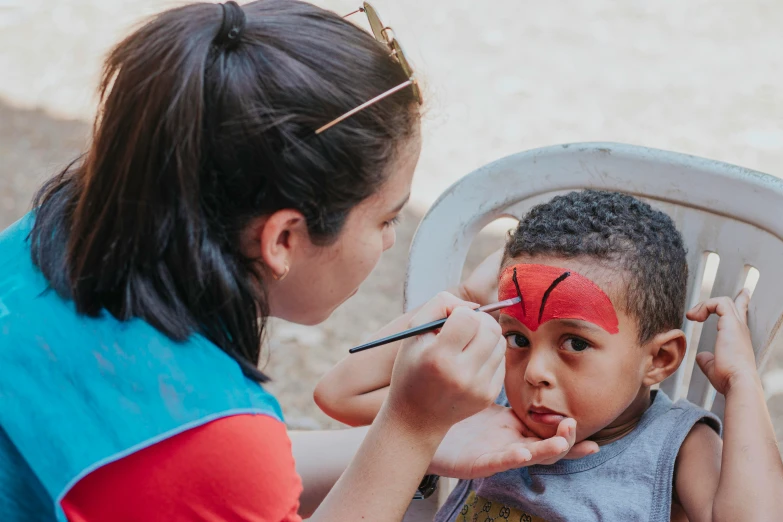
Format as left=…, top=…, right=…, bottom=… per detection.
left=347, top=297, right=520, bottom=354
left=348, top=317, right=447, bottom=353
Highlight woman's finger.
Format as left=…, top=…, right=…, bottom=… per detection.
left=409, top=291, right=477, bottom=329
left=522, top=437, right=570, bottom=465
left=544, top=418, right=577, bottom=463
left=563, top=440, right=600, bottom=460
left=482, top=333, right=507, bottom=375
left=434, top=305, right=481, bottom=355
left=487, top=351, right=506, bottom=400
left=459, top=310, right=502, bottom=363
left=470, top=444, right=533, bottom=477
left=556, top=418, right=577, bottom=449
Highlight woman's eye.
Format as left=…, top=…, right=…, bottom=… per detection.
left=384, top=215, right=401, bottom=228
left=562, top=337, right=591, bottom=352
left=504, top=333, right=530, bottom=349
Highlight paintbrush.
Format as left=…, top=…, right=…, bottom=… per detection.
left=348, top=296, right=521, bottom=353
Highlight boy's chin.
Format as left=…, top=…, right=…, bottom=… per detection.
left=520, top=416, right=559, bottom=440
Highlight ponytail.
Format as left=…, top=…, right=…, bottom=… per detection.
left=31, top=0, right=420, bottom=381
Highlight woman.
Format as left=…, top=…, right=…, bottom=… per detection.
left=0, top=2, right=583, bottom=521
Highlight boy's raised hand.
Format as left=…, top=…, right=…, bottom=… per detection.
left=458, top=249, right=502, bottom=308
left=429, top=405, right=599, bottom=479
left=677, top=289, right=783, bottom=520
left=686, top=288, right=758, bottom=394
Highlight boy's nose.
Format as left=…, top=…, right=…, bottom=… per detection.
left=524, top=349, right=555, bottom=388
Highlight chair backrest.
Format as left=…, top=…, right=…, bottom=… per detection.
left=404, top=142, right=783, bottom=416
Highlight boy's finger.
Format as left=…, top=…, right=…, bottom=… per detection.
left=685, top=301, right=705, bottom=321
left=686, top=297, right=734, bottom=323
left=734, top=288, right=751, bottom=325
left=695, top=352, right=716, bottom=383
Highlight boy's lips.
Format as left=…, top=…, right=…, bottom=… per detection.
left=528, top=406, right=566, bottom=426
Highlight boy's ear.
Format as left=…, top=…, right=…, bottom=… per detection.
left=642, top=329, right=687, bottom=387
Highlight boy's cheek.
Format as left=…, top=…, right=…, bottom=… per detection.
left=503, top=355, right=526, bottom=388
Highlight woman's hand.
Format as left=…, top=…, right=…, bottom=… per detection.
left=315, top=248, right=506, bottom=428
left=430, top=405, right=599, bottom=478
left=383, top=292, right=505, bottom=438
left=310, top=292, right=505, bottom=521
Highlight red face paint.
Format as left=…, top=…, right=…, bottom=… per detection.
left=498, top=264, right=619, bottom=334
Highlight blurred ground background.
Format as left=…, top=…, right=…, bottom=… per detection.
left=1, top=0, right=782, bottom=446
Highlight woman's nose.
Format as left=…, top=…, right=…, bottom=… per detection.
left=382, top=226, right=396, bottom=252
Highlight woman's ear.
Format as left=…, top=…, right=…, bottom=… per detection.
left=242, top=209, right=307, bottom=280
left=642, top=329, right=687, bottom=387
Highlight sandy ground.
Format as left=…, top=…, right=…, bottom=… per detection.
left=1, top=0, right=782, bottom=447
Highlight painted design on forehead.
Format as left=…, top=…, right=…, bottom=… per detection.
left=498, top=264, right=620, bottom=334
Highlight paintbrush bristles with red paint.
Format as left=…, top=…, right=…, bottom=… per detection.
left=348, top=297, right=521, bottom=354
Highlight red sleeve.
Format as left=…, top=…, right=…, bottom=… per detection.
left=61, top=413, right=302, bottom=522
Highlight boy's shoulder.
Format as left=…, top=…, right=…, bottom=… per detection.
left=655, top=395, right=722, bottom=468
left=677, top=420, right=722, bottom=462
left=669, top=396, right=722, bottom=434
left=672, top=418, right=722, bottom=514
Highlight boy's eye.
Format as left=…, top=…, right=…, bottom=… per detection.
left=504, top=333, right=530, bottom=349
left=562, top=337, right=591, bottom=352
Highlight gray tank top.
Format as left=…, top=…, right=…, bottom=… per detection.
left=435, top=390, right=720, bottom=522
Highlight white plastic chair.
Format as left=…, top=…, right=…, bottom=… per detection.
left=401, top=142, right=783, bottom=521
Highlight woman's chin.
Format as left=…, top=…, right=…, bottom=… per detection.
left=269, top=288, right=360, bottom=326
left=332, top=288, right=360, bottom=310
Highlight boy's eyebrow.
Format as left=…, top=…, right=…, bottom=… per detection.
left=499, top=315, right=605, bottom=335
left=498, top=314, right=524, bottom=329
left=556, top=319, right=605, bottom=334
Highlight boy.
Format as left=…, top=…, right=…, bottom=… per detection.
left=315, top=190, right=783, bottom=521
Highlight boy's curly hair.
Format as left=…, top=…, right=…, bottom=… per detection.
left=504, top=190, right=688, bottom=343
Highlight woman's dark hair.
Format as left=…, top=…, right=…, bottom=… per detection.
left=29, top=0, right=420, bottom=382
left=504, top=190, right=688, bottom=343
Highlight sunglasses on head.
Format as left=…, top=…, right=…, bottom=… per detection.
left=315, top=2, right=423, bottom=135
